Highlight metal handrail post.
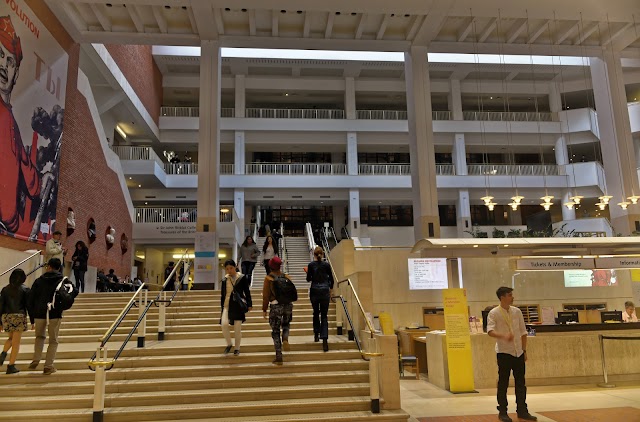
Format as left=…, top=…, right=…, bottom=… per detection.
left=368, top=337, right=381, bottom=413
left=137, top=289, right=148, bottom=347
left=92, top=346, right=108, bottom=422
left=158, top=290, right=167, bottom=341
left=597, top=334, right=615, bottom=388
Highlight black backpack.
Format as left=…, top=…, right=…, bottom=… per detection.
left=48, top=277, right=76, bottom=312
left=271, top=273, right=298, bottom=304
left=311, top=263, right=331, bottom=291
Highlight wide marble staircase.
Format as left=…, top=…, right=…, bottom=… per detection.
left=0, top=289, right=409, bottom=421
left=251, top=236, right=312, bottom=290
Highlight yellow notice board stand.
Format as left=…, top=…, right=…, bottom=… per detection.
left=442, top=288, right=476, bottom=393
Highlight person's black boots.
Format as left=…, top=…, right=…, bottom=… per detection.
left=314, top=333, right=319, bottom=342
left=273, top=351, right=283, bottom=365
left=322, top=339, right=329, bottom=352
left=0, top=351, right=7, bottom=366
left=6, top=364, right=19, bottom=374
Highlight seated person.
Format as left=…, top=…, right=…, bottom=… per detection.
left=97, top=269, right=109, bottom=292
left=106, top=269, right=119, bottom=291
left=623, top=301, right=638, bottom=322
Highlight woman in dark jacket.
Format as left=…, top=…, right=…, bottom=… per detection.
left=220, top=259, right=252, bottom=356
left=71, top=241, right=89, bottom=293
left=0, top=269, right=30, bottom=374
left=306, top=246, right=334, bottom=352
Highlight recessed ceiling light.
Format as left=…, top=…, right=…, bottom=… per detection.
left=129, top=177, right=132, bottom=180
left=473, top=245, right=479, bottom=248
left=138, top=185, right=142, bottom=188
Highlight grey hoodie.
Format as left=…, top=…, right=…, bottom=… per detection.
left=239, top=244, right=260, bottom=263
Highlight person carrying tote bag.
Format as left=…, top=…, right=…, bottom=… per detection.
left=219, top=260, right=252, bottom=356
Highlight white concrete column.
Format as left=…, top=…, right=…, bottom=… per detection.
left=347, top=132, right=358, bottom=175
left=555, top=136, right=569, bottom=165
left=449, top=79, right=463, bottom=121
left=549, top=81, right=562, bottom=118
left=590, top=53, right=640, bottom=234
left=405, top=46, right=440, bottom=240
left=456, top=190, right=471, bottom=238
left=234, top=75, right=245, bottom=118
left=234, top=189, right=245, bottom=220
left=348, top=189, right=361, bottom=238
left=561, top=191, right=576, bottom=221
left=452, top=134, right=467, bottom=175
left=345, top=77, right=356, bottom=120
left=234, top=131, right=245, bottom=175
left=195, top=40, right=221, bottom=289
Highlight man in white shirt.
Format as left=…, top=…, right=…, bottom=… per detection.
left=623, top=301, right=638, bottom=323
left=486, top=287, right=537, bottom=422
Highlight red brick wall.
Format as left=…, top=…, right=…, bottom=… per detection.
left=105, top=44, right=163, bottom=125
left=5, top=0, right=134, bottom=276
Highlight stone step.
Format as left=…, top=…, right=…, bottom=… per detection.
left=0, top=359, right=369, bottom=386
left=0, top=397, right=391, bottom=422
left=0, top=370, right=369, bottom=396
left=18, top=327, right=340, bottom=344
left=0, top=383, right=371, bottom=411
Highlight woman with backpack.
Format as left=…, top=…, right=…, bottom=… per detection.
left=0, top=269, right=30, bottom=374
left=220, top=260, right=252, bottom=356
left=306, top=246, right=334, bottom=352
left=262, top=235, right=279, bottom=275
left=71, top=241, right=89, bottom=293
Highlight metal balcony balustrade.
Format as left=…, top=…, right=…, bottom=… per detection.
left=244, top=162, right=347, bottom=175
left=160, top=106, right=557, bottom=122
left=462, top=111, right=554, bottom=122
left=245, top=108, right=345, bottom=119
left=164, top=163, right=198, bottom=175
left=135, top=207, right=233, bottom=223
left=466, top=164, right=560, bottom=176
left=110, top=145, right=164, bottom=167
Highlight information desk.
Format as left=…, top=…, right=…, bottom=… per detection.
left=424, top=324, right=640, bottom=391
left=528, top=322, right=640, bottom=334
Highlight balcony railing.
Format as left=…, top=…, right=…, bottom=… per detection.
left=246, top=108, right=345, bottom=119
left=245, top=163, right=347, bottom=175
left=165, top=163, right=198, bottom=175
left=135, top=207, right=233, bottom=223
left=220, top=163, right=234, bottom=174
left=467, top=164, right=560, bottom=176
left=358, top=163, right=411, bottom=175
left=356, top=110, right=408, bottom=120
left=160, top=107, right=557, bottom=122
left=160, top=106, right=235, bottom=118
left=110, top=146, right=164, bottom=167
left=462, top=111, right=554, bottom=122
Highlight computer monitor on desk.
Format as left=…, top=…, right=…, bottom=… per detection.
left=601, top=311, right=622, bottom=323
left=557, top=311, right=579, bottom=324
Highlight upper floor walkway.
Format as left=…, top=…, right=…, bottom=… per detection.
left=158, top=104, right=640, bottom=135
left=113, top=146, right=606, bottom=192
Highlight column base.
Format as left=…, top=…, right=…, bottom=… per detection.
left=416, top=215, right=441, bottom=239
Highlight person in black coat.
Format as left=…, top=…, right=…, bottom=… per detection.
left=27, top=258, right=75, bottom=374
left=306, top=246, right=334, bottom=352
left=219, top=259, right=252, bottom=356
left=0, top=269, right=30, bottom=374
left=71, top=241, right=89, bottom=293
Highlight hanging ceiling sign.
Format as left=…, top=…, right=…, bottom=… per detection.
left=595, top=257, right=640, bottom=269
left=516, top=258, right=595, bottom=271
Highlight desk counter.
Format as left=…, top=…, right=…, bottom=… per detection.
left=425, top=327, right=640, bottom=390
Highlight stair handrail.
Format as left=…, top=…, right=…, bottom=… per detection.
left=305, top=221, right=317, bottom=261
left=342, top=226, right=351, bottom=239
left=330, top=227, right=339, bottom=244
left=88, top=249, right=189, bottom=370
left=0, top=250, right=42, bottom=279
left=333, top=276, right=384, bottom=414
left=280, top=222, right=288, bottom=274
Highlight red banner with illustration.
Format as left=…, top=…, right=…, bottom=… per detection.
left=0, top=0, right=67, bottom=244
